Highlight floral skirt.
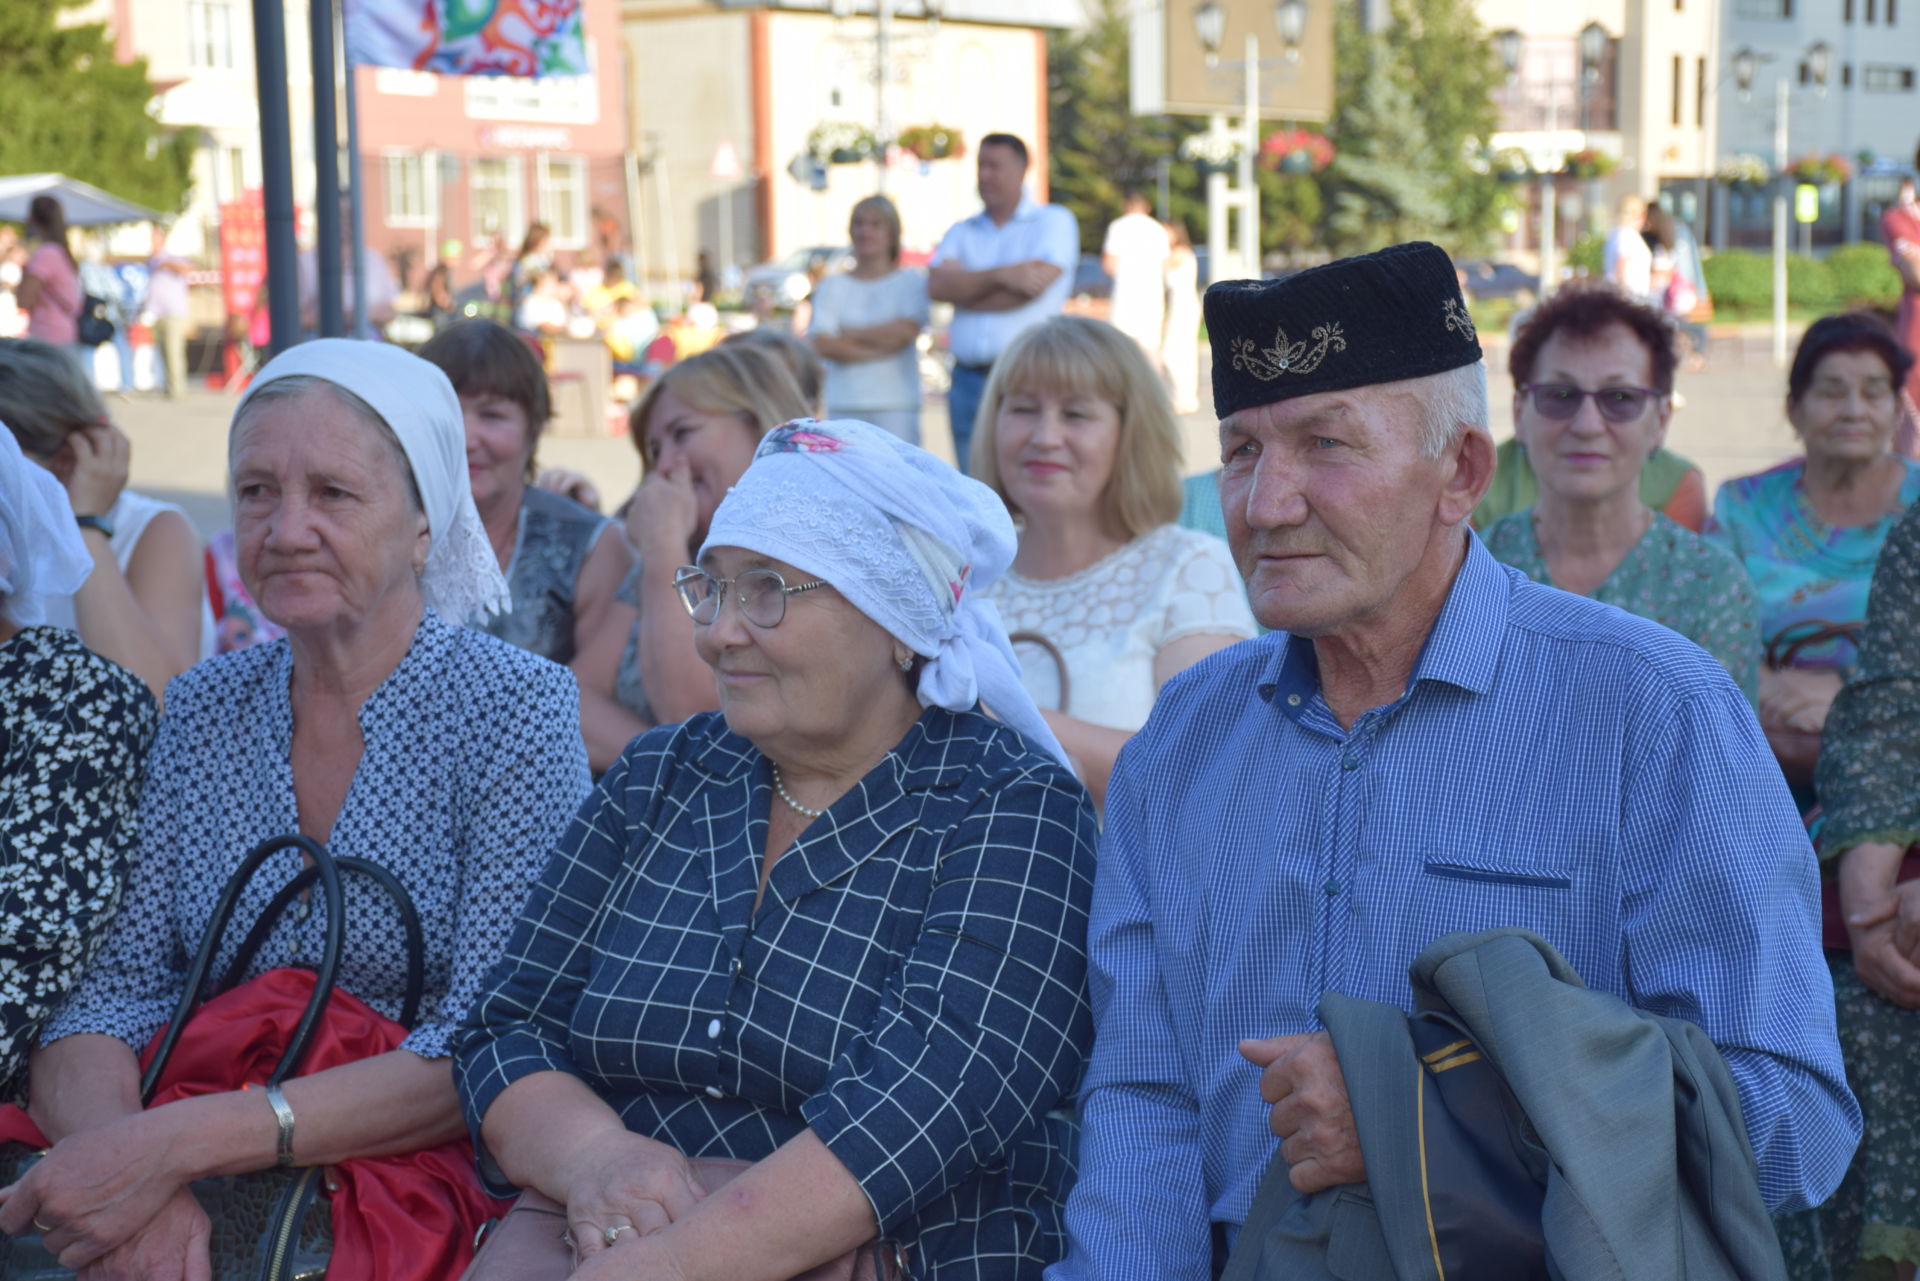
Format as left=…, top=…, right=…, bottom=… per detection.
left=1776, top=953, right=1920, bottom=1280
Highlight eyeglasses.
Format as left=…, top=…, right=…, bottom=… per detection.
left=1518, top=383, right=1665, bottom=423
left=673, top=566, right=828, bottom=628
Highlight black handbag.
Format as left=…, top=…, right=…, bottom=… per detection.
left=74, top=295, right=113, bottom=348
left=0, top=834, right=425, bottom=1281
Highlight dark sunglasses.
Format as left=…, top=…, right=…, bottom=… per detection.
left=1518, top=382, right=1665, bottom=423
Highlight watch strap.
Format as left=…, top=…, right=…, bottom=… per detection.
left=74, top=514, right=114, bottom=539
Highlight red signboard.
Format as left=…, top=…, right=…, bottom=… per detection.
left=219, top=195, right=267, bottom=320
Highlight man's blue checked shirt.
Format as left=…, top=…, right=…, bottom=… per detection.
left=1051, top=534, right=1860, bottom=1281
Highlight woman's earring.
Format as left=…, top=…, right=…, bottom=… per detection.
left=897, top=653, right=914, bottom=673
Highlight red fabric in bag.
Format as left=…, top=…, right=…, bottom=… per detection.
left=0, top=970, right=508, bottom=1281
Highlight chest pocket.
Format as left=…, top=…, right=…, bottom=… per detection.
left=1423, top=859, right=1572, bottom=891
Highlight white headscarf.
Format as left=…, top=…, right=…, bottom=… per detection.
left=235, top=339, right=509, bottom=623
left=700, top=418, right=1069, bottom=767
left=0, top=424, right=91, bottom=627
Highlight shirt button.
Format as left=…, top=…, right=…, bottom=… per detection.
left=1285, top=693, right=1301, bottom=707
left=704, top=1085, right=725, bottom=1099
left=1341, top=755, right=1359, bottom=770
left=706, top=1017, right=722, bottom=1039
left=1324, top=879, right=1340, bottom=897
left=730, top=958, right=742, bottom=975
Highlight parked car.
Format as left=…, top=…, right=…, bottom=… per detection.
left=1458, top=258, right=1540, bottom=304
left=744, top=245, right=854, bottom=310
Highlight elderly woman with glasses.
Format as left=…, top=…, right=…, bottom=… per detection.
left=455, top=419, right=1097, bottom=1281
left=1482, top=284, right=1758, bottom=701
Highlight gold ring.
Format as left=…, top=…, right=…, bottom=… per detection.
left=32, top=1218, right=55, bottom=1233
left=604, top=1224, right=630, bottom=1246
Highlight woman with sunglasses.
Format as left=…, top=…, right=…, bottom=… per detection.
left=1483, top=284, right=1758, bottom=701
left=1705, top=312, right=1920, bottom=800
left=456, top=419, right=1095, bottom=1281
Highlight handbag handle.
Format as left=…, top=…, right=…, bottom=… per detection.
left=1008, top=630, right=1071, bottom=712
left=222, top=855, right=427, bottom=1031
left=1765, top=619, right=1859, bottom=670
left=139, top=834, right=346, bottom=1103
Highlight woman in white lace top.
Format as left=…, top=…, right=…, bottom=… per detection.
left=973, top=316, right=1255, bottom=806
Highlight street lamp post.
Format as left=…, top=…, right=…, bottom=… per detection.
left=1577, top=21, right=1609, bottom=235
left=1192, top=1, right=1307, bottom=282
left=1494, top=28, right=1558, bottom=298
left=1734, top=43, right=1831, bottom=365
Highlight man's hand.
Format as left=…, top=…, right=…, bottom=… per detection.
left=1240, top=1032, right=1366, bottom=1195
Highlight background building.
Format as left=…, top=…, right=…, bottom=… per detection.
left=623, top=0, right=1081, bottom=283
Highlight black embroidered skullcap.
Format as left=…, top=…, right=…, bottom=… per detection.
left=1204, top=241, right=1482, bottom=420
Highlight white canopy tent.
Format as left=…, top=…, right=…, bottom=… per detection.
left=0, top=174, right=161, bottom=226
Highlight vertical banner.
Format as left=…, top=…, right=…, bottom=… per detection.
left=343, top=0, right=588, bottom=76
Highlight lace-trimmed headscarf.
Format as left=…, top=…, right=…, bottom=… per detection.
left=0, top=422, right=91, bottom=626
left=235, top=339, right=509, bottom=624
left=700, top=418, right=1070, bottom=767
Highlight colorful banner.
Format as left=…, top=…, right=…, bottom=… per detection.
left=344, top=0, right=588, bottom=77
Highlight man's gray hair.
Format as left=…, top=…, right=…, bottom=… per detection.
left=1410, top=361, right=1489, bottom=458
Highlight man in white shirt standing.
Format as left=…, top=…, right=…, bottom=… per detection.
left=1102, top=192, right=1169, bottom=365
left=929, top=132, right=1079, bottom=470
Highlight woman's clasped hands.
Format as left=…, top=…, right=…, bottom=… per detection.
left=561, top=1128, right=707, bottom=1267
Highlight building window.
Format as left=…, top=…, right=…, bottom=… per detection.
left=471, top=156, right=524, bottom=246
left=1863, top=63, right=1916, bottom=89
left=1846, top=0, right=1856, bottom=18
left=464, top=46, right=598, bottom=125
left=383, top=154, right=431, bottom=228
left=1869, top=0, right=1878, bottom=22
left=1733, top=0, right=1791, bottom=14
left=1892, top=0, right=1899, bottom=24
left=1696, top=57, right=1707, bottom=125
left=1844, top=62, right=1855, bottom=87
left=187, top=0, right=235, bottom=69
left=536, top=155, right=588, bottom=249
left=223, top=145, right=247, bottom=200
left=1672, top=55, right=1683, bottom=124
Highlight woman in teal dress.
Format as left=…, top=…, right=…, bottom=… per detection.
left=1705, top=312, right=1920, bottom=794
left=1484, top=284, right=1758, bottom=700
left=1774, top=499, right=1920, bottom=1280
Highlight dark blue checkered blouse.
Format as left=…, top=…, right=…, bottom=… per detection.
left=455, top=707, right=1097, bottom=1279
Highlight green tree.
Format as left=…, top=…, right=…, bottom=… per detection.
left=1321, top=0, right=1508, bottom=256
left=0, top=0, right=196, bottom=217
left=1046, top=0, right=1205, bottom=253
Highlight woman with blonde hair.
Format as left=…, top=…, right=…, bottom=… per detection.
left=973, top=314, right=1255, bottom=805
left=805, top=194, right=930, bottom=443
left=613, top=343, right=814, bottom=724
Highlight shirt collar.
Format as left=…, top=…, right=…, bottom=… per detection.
left=1257, top=532, right=1508, bottom=717
left=977, top=190, right=1040, bottom=228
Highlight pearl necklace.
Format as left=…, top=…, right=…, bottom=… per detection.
left=771, top=763, right=825, bottom=818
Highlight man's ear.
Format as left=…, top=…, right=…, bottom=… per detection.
left=1437, top=428, right=1497, bottom=529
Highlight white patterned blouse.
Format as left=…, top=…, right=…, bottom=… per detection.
left=42, top=610, right=591, bottom=1060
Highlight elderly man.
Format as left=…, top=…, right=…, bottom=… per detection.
left=1049, top=241, right=1858, bottom=1280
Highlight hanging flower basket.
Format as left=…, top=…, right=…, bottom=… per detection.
left=1489, top=146, right=1535, bottom=184
left=1788, top=152, right=1852, bottom=186
left=1180, top=131, right=1242, bottom=174
left=1259, top=128, right=1334, bottom=175
left=1560, top=148, right=1617, bottom=180
left=808, top=121, right=877, bottom=166
left=1717, top=153, right=1772, bottom=192
left=896, top=124, right=965, bottom=162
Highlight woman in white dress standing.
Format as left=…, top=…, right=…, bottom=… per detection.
left=972, top=315, right=1255, bottom=807
left=806, top=195, right=929, bottom=444
left=1161, top=220, right=1202, bottom=415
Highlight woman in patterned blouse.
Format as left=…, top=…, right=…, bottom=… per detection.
left=457, top=419, right=1097, bottom=1280
left=0, top=428, right=156, bottom=1093
left=3, top=342, right=590, bottom=1278
left=1483, top=284, right=1759, bottom=700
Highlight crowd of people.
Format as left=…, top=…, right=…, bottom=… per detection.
left=4, top=127, right=1920, bottom=1281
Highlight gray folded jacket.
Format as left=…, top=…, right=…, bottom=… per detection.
left=1224, top=928, right=1786, bottom=1281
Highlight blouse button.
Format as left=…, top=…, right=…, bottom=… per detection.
left=706, top=1017, right=722, bottom=1039
left=1286, top=693, right=1301, bottom=707
left=705, top=1085, right=725, bottom=1099
left=730, top=958, right=742, bottom=975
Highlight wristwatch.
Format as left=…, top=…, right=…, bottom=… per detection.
left=74, top=514, right=114, bottom=539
